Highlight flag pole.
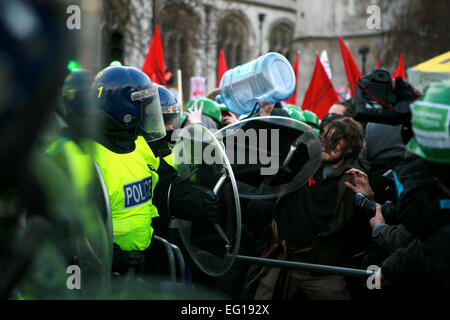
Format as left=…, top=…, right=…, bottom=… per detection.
left=177, top=69, right=184, bottom=111
left=235, top=255, right=374, bottom=278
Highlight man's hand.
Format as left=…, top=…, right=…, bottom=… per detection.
left=258, top=101, right=275, bottom=116
left=345, top=168, right=374, bottom=199
left=185, top=101, right=204, bottom=125
left=376, top=268, right=391, bottom=288
left=370, top=203, right=385, bottom=229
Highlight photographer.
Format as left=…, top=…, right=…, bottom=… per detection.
left=377, top=80, right=450, bottom=296
left=348, top=80, right=450, bottom=297
left=345, top=168, right=414, bottom=259
left=353, top=68, right=420, bottom=205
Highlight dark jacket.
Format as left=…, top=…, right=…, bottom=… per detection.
left=372, top=224, right=413, bottom=255
left=378, top=155, right=450, bottom=295
left=274, top=155, right=370, bottom=267
left=381, top=224, right=450, bottom=295
left=394, top=155, right=450, bottom=239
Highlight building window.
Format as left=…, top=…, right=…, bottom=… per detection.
left=269, top=23, right=293, bottom=61
left=218, top=14, right=249, bottom=68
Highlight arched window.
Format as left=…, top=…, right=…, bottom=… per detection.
left=158, top=5, right=197, bottom=104
left=217, top=14, right=249, bottom=68
left=269, top=23, right=293, bottom=61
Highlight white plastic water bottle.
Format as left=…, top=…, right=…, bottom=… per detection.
left=216, top=52, right=296, bottom=115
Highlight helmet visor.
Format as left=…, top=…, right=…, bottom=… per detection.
left=133, top=84, right=167, bottom=141
left=162, top=104, right=182, bottom=130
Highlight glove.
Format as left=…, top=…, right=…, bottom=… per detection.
left=169, top=180, right=225, bottom=223
left=202, top=190, right=224, bottom=223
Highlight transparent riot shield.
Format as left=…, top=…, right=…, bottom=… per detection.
left=214, top=116, right=323, bottom=200
left=171, top=124, right=241, bottom=277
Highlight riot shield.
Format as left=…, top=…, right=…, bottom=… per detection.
left=171, top=124, right=241, bottom=277
left=214, top=116, right=322, bottom=199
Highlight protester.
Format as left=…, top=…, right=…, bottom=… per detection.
left=373, top=80, right=450, bottom=296
left=326, top=99, right=353, bottom=117
left=344, top=80, right=450, bottom=298
left=258, top=101, right=290, bottom=117
left=183, top=97, right=223, bottom=130
left=220, top=105, right=240, bottom=126
left=252, top=117, right=369, bottom=300
left=364, top=122, right=407, bottom=203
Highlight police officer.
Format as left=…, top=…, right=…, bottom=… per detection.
left=91, top=65, right=223, bottom=274
left=145, top=85, right=181, bottom=162
left=45, top=69, right=112, bottom=285
left=145, top=85, right=181, bottom=238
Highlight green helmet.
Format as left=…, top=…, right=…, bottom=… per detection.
left=186, top=98, right=221, bottom=124
left=285, top=108, right=306, bottom=123
left=284, top=104, right=302, bottom=112
left=218, top=103, right=229, bottom=112
left=302, top=110, right=320, bottom=129
left=407, top=80, right=450, bottom=163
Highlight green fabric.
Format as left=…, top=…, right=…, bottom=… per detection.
left=302, top=110, right=320, bottom=129
left=285, top=108, right=306, bottom=123
left=407, top=137, right=450, bottom=163
left=218, top=103, right=229, bottom=111
left=186, top=98, right=221, bottom=123
left=406, top=80, right=450, bottom=163
left=284, top=104, right=302, bottom=112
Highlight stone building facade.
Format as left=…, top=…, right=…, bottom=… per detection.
left=100, top=0, right=448, bottom=106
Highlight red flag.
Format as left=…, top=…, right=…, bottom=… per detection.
left=301, top=55, right=340, bottom=120
left=376, top=59, right=381, bottom=68
left=338, top=36, right=362, bottom=97
left=142, top=24, right=166, bottom=86
left=392, top=53, right=406, bottom=79
left=283, top=51, right=300, bottom=105
left=217, top=49, right=228, bottom=88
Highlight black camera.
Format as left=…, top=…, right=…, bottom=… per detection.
left=353, top=68, right=420, bottom=126
left=354, top=192, right=397, bottom=224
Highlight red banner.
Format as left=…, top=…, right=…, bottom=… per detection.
left=142, top=24, right=166, bottom=86
left=301, top=55, right=340, bottom=120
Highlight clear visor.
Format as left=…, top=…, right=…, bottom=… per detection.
left=161, top=104, right=181, bottom=114
left=162, top=103, right=182, bottom=130
left=132, top=84, right=167, bottom=142
left=163, top=113, right=181, bottom=130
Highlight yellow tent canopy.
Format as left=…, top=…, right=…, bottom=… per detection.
left=407, top=51, right=450, bottom=92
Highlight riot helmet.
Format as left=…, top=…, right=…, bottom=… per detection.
left=61, top=69, right=95, bottom=139
left=92, top=66, right=166, bottom=142
left=158, top=85, right=181, bottom=131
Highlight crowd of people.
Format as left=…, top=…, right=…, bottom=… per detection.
left=4, top=64, right=450, bottom=301
left=0, top=1, right=449, bottom=301
left=151, top=73, right=450, bottom=300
